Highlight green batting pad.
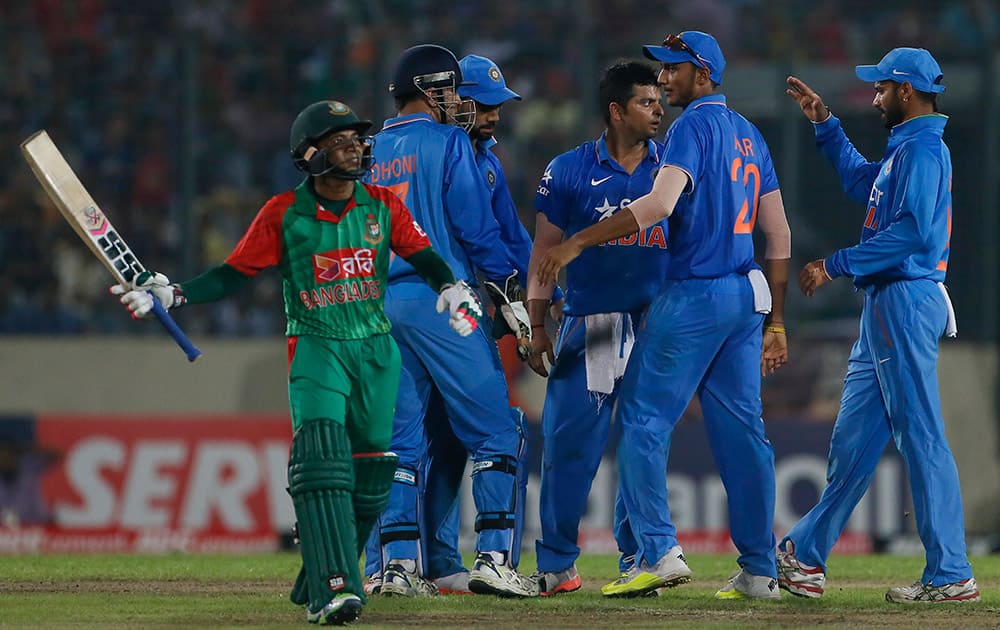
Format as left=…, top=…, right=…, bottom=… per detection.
left=352, top=452, right=399, bottom=557
left=287, top=418, right=362, bottom=611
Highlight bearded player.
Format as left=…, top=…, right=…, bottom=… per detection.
left=112, top=100, right=481, bottom=625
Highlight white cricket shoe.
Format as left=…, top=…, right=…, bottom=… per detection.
left=379, top=561, right=438, bottom=597
left=715, top=568, right=781, bottom=600
left=468, top=552, right=539, bottom=597
left=362, top=572, right=381, bottom=596
left=306, top=593, right=362, bottom=625
left=777, top=542, right=825, bottom=598
left=533, top=564, right=582, bottom=596
left=886, top=578, right=980, bottom=604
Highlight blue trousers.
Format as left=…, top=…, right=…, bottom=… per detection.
left=535, top=313, right=640, bottom=573
left=615, top=275, right=776, bottom=577
left=782, top=279, right=972, bottom=585
left=368, top=282, right=521, bottom=568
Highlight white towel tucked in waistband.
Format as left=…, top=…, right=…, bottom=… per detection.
left=748, top=268, right=772, bottom=314
left=938, top=282, right=958, bottom=338
left=584, top=312, right=634, bottom=395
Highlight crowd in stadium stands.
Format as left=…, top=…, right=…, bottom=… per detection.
left=1, top=1, right=996, bottom=335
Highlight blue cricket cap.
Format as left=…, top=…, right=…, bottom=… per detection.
left=855, top=47, right=945, bottom=93
left=458, top=55, right=522, bottom=106
left=643, top=31, right=726, bottom=85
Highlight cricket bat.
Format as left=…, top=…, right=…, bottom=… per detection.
left=20, top=130, right=202, bottom=362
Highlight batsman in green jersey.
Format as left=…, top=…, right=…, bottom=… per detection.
left=113, top=100, right=483, bottom=625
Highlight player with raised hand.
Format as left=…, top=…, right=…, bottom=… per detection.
left=113, top=99, right=480, bottom=625
left=362, top=44, right=537, bottom=599
left=525, top=61, right=671, bottom=597
left=537, top=31, right=791, bottom=599
left=777, top=48, right=979, bottom=604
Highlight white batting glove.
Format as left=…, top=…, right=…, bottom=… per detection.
left=110, top=271, right=183, bottom=320
left=436, top=281, right=483, bottom=337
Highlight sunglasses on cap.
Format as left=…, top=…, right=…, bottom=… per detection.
left=663, top=34, right=710, bottom=71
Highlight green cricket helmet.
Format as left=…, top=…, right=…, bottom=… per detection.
left=289, top=100, right=374, bottom=179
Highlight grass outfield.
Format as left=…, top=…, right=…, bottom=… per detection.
left=0, top=552, right=998, bottom=628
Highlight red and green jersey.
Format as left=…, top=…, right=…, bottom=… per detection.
left=226, top=179, right=431, bottom=339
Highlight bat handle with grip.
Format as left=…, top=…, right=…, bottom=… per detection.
left=149, top=294, right=202, bottom=362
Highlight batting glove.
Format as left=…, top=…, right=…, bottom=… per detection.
left=110, top=271, right=185, bottom=320
left=483, top=271, right=532, bottom=359
left=436, top=281, right=482, bottom=337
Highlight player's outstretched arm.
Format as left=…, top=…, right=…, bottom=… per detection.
left=786, top=76, right=831, bottom=123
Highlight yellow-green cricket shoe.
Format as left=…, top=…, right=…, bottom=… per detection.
left=715, top=568, right=781, bottom=600
left=601, top=546, right=692, bottom=597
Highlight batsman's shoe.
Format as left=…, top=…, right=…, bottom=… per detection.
left=379, top=562, right=439, bottom=597
left=885, top=578, right=980, bottom=604
left=362, top=572, right=381, bottom=596
left=432, top=571, right=472, bottom=595
left=715, top=568, right=781, bottom=600
left=601, top=546, right=692, bottom=597
left=468, top=552, right=540, bottom=597
left=306, top=593, right=362, bottom=626
left=534, top=565, right=582, bottom=596
left=777, top=544, right=825, bottom=598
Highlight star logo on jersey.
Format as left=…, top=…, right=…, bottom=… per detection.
left=540, top=168, right=553, bottom=185
left=594, top=198, right=617, bottom=220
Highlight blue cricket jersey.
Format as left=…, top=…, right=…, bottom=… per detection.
left=474, top=137, right=563, bottom=302
left=367, top=113, right=515, bottom=286
left=659, top=94, right=779, bottom=279
left=814, top=114, right=951, bottom=287
left=534, top=132, right=669, bottom=316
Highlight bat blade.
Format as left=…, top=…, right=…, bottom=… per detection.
left=20, top=130, right=202, bottom=362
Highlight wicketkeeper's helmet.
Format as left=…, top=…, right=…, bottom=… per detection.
left=289, top=100, right=374, bottom=179
left=389, top=44, right=476, bottom=131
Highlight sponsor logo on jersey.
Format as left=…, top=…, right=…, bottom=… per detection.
left=363, top=214, right=383, bottom=245
left=313, top=248, right=376, bottom=282
left=591, top=175, right=612, bottom=186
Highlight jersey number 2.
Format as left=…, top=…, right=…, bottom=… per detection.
left=731, top=157, right=760, bottom=234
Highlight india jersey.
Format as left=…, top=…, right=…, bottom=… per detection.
left=225, top=179, right=430, bottom=339
left=368, top=113, right=515, bottom=286
left=815, top=114, right=951, bottom=286
left=534, top=133, right=669, bottom=316
left=660, top=94, right=779, bottom=280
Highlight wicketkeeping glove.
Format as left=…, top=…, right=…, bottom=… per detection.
left=110, top=271, right=185, bottom=320
left=436, top=281, right=483, bottom=337
left=482, top=271, right=532, bottom=359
